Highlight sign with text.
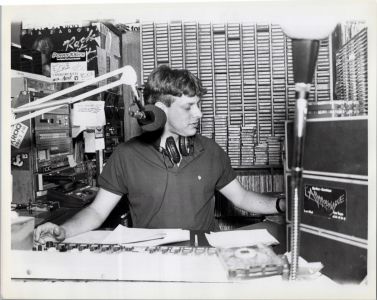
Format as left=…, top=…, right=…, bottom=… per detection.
left=303, top=184, right=347, bottom=221
left=21, top=26, right=100, bottom=74
left=50, top=51, right=94, bottom=82
left=52, top=71, right=95, bottom=82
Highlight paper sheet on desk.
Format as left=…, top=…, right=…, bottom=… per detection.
left=63, top=226, right=190, bottom=246
left=205, top=229, right=279, bottom=248
left=63, top=230, right=110, bottom=244
left=101, top=225, right=190, bottom=246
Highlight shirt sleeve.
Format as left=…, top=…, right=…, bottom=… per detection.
left=215, top=146, right=237, bottom=190
left=97, top=145, right=129, bottom=196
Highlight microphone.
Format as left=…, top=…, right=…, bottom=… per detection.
left=280, top=18, right=336, bottom=281
left=130, top=104, right=167, bottom=132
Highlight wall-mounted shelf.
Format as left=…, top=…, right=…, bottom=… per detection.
left=234, top=165, right=283, bottom=170
left=11, top=69, right=53, bottom=82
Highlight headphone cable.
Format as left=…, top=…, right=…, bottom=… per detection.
left=144, top=148, right=170, bottom=227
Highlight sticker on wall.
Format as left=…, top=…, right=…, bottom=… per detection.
left=303, top=184, right=347, bottom=221
left=11, top=122, right=29, bottom=149
left=12, top=154, right=24, bottom=167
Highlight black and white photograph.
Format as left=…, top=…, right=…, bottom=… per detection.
left=1, top=0, right=376, bottom=299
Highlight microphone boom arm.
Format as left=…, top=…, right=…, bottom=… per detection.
left=11, top=65, right=138, bottom=125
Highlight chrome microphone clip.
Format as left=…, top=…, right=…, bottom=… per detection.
left=128, top=87, right=167, bottom=132
left=128, top=86, right=146, bottom=119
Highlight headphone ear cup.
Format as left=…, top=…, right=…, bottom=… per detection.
left=165, top=136, right=181, bottom=164
left=179, top=136, right=194, bottom=156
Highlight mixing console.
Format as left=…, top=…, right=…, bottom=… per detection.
left=32, top=241, right=217, bottom=255
left=12, top=242, right=286, bottom=283
left=12, top=244, right=228, bottom=283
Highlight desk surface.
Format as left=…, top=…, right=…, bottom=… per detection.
left=16, top=207, right=286, bottom=254
left=5, top=274, right=343, bottom=300
left=6, top=218, right=343, bottom=300
left=10, top=220, right=288, bottom=284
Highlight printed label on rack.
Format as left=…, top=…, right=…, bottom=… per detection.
left=52, top=71, right=95, bottom=82
left=303, top=184, right=347, bottom=221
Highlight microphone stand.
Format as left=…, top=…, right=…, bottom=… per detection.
left=289, top=82, right=309, bottom=280
left=288, top=39, right=320, bottom=280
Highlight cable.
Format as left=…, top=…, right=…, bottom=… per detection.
left=144, top=147, right=170, bottom=228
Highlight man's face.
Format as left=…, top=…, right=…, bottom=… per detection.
left=164, top=95, right=202, bottom=137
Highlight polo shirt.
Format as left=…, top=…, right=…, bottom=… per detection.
left=98, top=134, right=236, bottom=231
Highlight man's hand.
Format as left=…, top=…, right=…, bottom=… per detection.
left=34, top=222, right=66, bottom=244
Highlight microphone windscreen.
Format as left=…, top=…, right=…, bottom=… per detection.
left=139, top=104, right=167, bottom=132
left=291, top=39, right=320, bottom=84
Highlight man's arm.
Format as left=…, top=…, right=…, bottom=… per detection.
left=60, top=188, right=123, bottom=238
left=219, top=178, right=285, bottom=215
left=34, top=188, right=122, bottom=243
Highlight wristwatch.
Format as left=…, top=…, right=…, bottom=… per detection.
left=275, top=195, right=285, bottom=214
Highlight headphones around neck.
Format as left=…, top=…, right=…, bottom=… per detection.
left=163, top=136, right=194, bottom=165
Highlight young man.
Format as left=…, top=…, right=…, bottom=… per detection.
left=34, top=65, right=285, bottom=244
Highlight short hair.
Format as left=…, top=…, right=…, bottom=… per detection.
left=143, top=65, right=207, bottom=106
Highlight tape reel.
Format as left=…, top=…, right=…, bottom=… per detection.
left=216, top=246, right=287, bottom=280
left=234, top=247, right=257, bottom=259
